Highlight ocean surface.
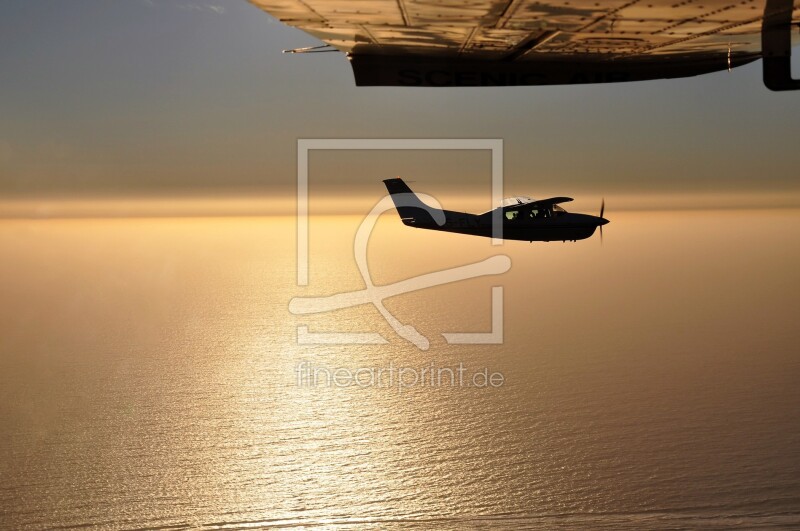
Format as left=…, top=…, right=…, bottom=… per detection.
left=1, top=209, right=799, bottom=529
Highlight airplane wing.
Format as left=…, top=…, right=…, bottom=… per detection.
left=249, top=0, right=800, bottom=90
left=530, top=197, right=574, bottom=207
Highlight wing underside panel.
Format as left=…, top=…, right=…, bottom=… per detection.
left=250, top=0, right=799, bottom=58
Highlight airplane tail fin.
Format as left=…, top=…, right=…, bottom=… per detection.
left=383, top=178, right=439, bottom=226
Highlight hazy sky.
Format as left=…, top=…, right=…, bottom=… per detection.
left=1, top=0, right=800, bottom=202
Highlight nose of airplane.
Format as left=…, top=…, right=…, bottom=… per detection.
left=599, top=217, right=609, bottom=226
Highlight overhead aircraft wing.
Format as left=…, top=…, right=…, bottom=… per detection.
left=249, top=0, right=800, bottom=90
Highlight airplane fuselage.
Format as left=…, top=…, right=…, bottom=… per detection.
left=406, top=209, right=604, bottom=242
left=383, top=178, right=608, bottom=243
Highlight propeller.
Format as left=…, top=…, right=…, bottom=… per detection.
left=599, top=198, right=605, bottom=244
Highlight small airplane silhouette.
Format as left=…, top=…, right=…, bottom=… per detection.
left=384, top=178, right=609, bottom=243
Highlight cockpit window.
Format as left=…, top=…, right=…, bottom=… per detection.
left=505, top=210, right=519, bottom=220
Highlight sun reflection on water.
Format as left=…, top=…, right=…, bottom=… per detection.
left=1, top=211, right=799, bottom=528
